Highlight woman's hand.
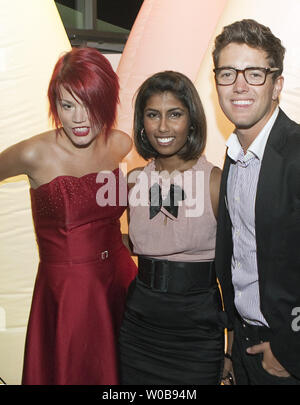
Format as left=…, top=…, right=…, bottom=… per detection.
left=221, top=354, right=235, bottom=385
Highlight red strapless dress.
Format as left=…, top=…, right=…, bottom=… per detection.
left=21, top=169, right=137, bottom=385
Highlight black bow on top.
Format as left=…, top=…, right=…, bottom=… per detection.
left=149, top=183, right=186, bottom=219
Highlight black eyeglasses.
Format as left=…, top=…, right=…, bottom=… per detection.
left=213, top=67, right=280, bottom=86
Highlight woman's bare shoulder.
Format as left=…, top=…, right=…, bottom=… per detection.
left=210, top=166, right=222, bottom=187
left=127, top=167, right=145, bottom=190
left=21, top=130, right=56, bottom=160
left=0, top=130, right=56, bottom=181
left=108, top=129, right=133, bottom=158
left=22, top=131, right=61, bottom=174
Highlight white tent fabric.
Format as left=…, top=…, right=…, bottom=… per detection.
left=0, top=0, right=71, bottom=384
left=116, top=0, right=228, bottom=171
left=195, top=0, right=300, bottom=168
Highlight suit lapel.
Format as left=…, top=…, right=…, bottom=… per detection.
left=220, top=154, right=231, bottom=213
left=256, top=109, right=287, bottom=239
left=255, top=110, right=287, bottom=288
left=215, top=153, right=233, bottom=281
left=255, top=143, right=283, bottom=249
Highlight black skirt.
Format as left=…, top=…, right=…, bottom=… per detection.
left=119, top=258, right=225, bottom=385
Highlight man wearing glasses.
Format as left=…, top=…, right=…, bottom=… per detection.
left=213, top=19, right=300, bottom=385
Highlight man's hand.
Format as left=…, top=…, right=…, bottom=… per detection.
left=247, top=341, right=290, bottom=377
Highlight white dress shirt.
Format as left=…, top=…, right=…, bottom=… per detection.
left=226, top=107, right=279, bottom=326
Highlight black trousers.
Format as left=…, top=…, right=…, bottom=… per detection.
left=232, top=316, right=300, bottom=385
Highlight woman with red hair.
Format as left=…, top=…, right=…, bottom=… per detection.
left=0, top=47, right=137, bottom=384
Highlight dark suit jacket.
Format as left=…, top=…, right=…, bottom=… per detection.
left=215, top=108, right=300, bottom=379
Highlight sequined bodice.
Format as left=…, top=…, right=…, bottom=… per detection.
left=30, top=169, right=126, bottom=263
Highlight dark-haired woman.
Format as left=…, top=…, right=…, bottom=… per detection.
left=119, top=71, right=226, bottom=385
left=0, top=47, right=137, bottom=384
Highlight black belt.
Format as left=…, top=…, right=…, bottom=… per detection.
left=137, top=256, right=216, bottom=293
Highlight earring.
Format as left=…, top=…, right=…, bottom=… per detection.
left=188, top=126, right=194, bottom=140
left=141, top=128, right=146, bottom=141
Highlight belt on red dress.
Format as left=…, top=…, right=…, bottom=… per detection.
left=137, top=256, right=216, bottom=293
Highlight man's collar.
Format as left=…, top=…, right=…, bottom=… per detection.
left=226, top=107, right=279, bottom=162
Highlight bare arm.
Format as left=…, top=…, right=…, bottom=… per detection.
left=122, top=233, right=134, bottom=254
left=0, top=139, right=37, bottom=182
left=222, top=330, right=235, bottom=384
left=122, top=167, right=144, bottom=255
left=209, top=166, right=222, bottom=219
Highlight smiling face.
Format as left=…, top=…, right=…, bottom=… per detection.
left=56, top=86, right=100, bottom=147
left=143, top=91, right=190, bottom=157
left=216, top=43, right=283, bottom=139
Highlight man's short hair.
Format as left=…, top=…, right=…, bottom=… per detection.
left=213, top=19, right=285, bottom=79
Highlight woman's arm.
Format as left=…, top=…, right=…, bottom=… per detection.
left=122, top=233, right=134, bottom=254
left=221, top=330, right=235, bottom=385
left=0, top=139, right=36, bottom=182
left=209, top=166, right=222, bottom=219
left=0, top=142, right=27, bottom=181
left=122, top=167, right=144, bottom=255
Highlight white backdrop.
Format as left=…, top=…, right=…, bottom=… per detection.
left=195, top=0, right=300, bottom=168
left=0, top=0, right=71, bottom=384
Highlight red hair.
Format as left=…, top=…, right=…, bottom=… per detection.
left=48, top=47, right=119, bottom=137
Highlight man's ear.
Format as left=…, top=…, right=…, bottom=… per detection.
left=272, top=75, right=284, bottom=101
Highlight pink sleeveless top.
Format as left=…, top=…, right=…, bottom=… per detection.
left=129, top=155, right=217, bottom=262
